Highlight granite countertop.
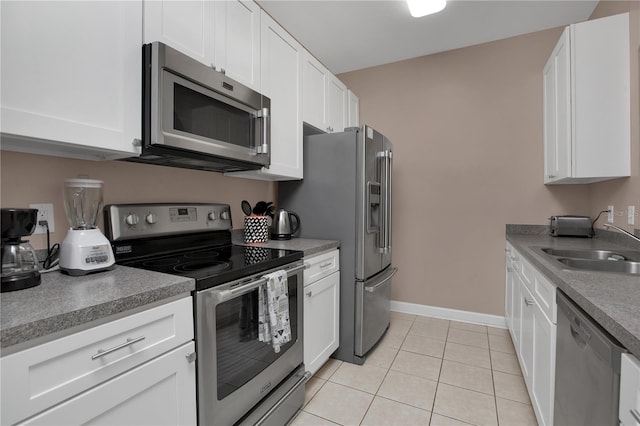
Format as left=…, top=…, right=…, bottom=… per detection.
left=1, top=266, right=194, bottom=351
left=231, top=230, right=340, bottom=257
left=506, top=226, right=640, bottom=359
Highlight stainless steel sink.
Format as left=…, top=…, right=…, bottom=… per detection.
left=556, top=258, right=640, bottom=275
left=539, top=247, right=640, bottom=275
left=541, top=248, right=640, bottom=262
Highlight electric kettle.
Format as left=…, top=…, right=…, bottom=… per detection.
left=271, top=209, right=300, bottom=240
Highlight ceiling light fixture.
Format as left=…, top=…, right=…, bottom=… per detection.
left=406, top=0, right=447, bottom=18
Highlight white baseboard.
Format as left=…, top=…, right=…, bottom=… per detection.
left=391, top=300, right=507, bottom=329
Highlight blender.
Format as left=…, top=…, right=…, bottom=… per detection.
left=59, top=179, right=114, bottom=275
left=1, top=208, right=41, bottom=292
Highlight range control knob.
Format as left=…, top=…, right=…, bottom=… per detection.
left=145, top=213, right=158, bottom=224
left=125, top=213, right=139, bottom=226
left=207, top=212, right=216, bottom=221
left=220, top=211, right=230, bottom=220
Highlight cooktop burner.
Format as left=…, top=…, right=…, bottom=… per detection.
left=120, top=244, right=302, bottom=290
left=105, top=203, right=303, bottom=291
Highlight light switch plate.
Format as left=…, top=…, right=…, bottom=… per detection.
left=628, top=206, right=636, bottom=226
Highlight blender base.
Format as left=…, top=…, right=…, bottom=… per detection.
left=59, top=229, right=115, bottom=276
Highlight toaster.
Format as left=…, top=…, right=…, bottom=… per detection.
left=550, top=215, right=592, bottom=237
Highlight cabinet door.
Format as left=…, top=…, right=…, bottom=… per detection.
left=510, top=271, right=522, bottom=352
left=519, top=279, right=535, bottom=385
left=144, top=0, right=215, bottom=66
left=505, top=257, right=514, bottom=330
left=543, top=27, right=570, bottom=183
left=18, top=342, right=197, bottom=426
left=302, top=50, right=329, bottom=132
left=1, top=1, right=141, bottom=160
left=347, top=90, right=360, bottom=128
left=327, top=76, right=347, bottom=133
left=304, top=272, right=340, bottom=375
left=531, top=307, right=556, bottom=426
left=620, top=353, right=640, bottom=426
left=227, top=11, right=303, bottom=181
left=214, top=0, right=261, bottom=91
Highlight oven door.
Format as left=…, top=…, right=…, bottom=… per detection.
left=196, top=262, right=304, bottom=426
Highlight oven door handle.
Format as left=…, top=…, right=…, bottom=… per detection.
left=213, top=263, right=306, bottom=302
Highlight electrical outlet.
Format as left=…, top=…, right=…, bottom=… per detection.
left=629, top=206, right=636, bottom=226
left=29, top=203, right=55, bottom=235
left=607, top=205, right=614, bottom=223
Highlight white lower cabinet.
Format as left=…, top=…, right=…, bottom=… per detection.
left=620, top=353, right=640, bottom=426
left=303, top=249, right=340, bottom=375
left=505, top=242, right=557, bottom=426
left=17, top=342, right=196, bottom=426
left=1, top=297, right=195, bottom=425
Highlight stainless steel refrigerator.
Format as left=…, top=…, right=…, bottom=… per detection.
left=280, top=125, right=397, bottom=364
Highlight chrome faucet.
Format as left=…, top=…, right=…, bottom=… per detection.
left=603, top=223, right=640, bottom=243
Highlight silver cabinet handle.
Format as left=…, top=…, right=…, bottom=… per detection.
left=186, top=352, right=197, bottom=363
left=306, top=291, right=313, bottom=297
left=320, top=261, right=333, bottom=269
left=506, top=267, right=513, bottom=272
left=92, top=336, right=145, bottom=360
left=524, top=297, right=536, bottom=306
left=630, top=408, right=640, bottom=423
left=132, top=138, right=142, bottom=147
left=548, top=174, right=556, bottom=179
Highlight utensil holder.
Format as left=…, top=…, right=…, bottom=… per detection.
left=244, top=216, right=269, bottom=244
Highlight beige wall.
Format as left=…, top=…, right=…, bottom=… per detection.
left=339, top=28, right=593, bottom=316
left=0, top=151, right=276, bottom=249
left=588, top=2, right=640, bottom=229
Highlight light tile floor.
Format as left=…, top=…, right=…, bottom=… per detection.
left=291, top=312, right=538, bottom=426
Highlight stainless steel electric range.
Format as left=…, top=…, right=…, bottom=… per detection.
left=104, top=203, right=307, bottom=426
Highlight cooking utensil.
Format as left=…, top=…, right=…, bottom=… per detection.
left=241, top=200, right=252, bottom=216
left=253, top=201, right=273, bottom=216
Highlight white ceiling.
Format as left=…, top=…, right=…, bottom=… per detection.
left=257, top=0, right=599, bottom=74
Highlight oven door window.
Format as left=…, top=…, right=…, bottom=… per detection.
left=162, top=71, right=257, bottom=155
left=216, top=277, right=298, bottom=400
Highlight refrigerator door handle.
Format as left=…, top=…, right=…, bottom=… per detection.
left=377, top=150, right=393, bottom=254
left=365, top=267, right=398, bottom=292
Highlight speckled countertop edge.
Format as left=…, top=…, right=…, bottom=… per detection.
left=231, top=229, right=340, bottom=257
left=506, top=225, right=640, bottom=359
left=1, top=266, right=194, bottom=350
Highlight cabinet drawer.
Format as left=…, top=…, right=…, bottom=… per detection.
left=532, top=272, right=557, bottom=324
left=1, top=297, right=193, bottom=425
left=620, top=353, right=640, bottom=426
left=304, top=249, right=339, bottom=286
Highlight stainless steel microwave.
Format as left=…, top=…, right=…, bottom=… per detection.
left=127, top=42, right=270, bottom=172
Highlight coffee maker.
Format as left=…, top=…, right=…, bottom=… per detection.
left=1, top=208, right=41, bottom=292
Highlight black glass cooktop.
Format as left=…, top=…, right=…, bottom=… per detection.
left=120, top=244, right=303, bottom=291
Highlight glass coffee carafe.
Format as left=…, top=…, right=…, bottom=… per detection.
left=1, top=208, right=41, bottom=292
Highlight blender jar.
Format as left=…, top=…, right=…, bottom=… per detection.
left=63, top=179, right=104, bottom=229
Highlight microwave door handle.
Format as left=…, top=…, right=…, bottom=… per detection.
left=254, top=107, right=270, bottom=155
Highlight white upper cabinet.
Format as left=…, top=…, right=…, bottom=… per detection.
left=226, top=11, right=303, bottom=180
left=213, top=0, right=261, bottom=91
left=347, top=90, right=360, bottom=128
left=0, top=1, right=142, bottom=160
left=302, top=50, right=329, bottom=132
left=302, top=50, right=348, bottom=133
left=543, top=13, right=630, bottom=184
left=144, top=0, right=260, bottom=91
left=327, top=76, right=347, bottom=133
left=143, top=0, right=215, bottom=66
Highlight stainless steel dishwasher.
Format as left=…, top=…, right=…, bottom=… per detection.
left=554, top=290, right=627, bottom=425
